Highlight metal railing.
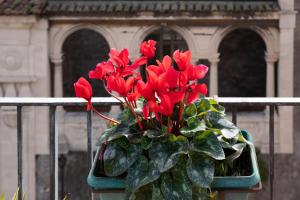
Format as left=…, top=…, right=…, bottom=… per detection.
left=0, top=97, right=299, bottom=200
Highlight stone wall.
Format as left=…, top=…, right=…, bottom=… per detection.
left=0, top=16, right=49, bottom=199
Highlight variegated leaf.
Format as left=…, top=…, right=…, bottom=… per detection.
left=187, top=153, right=214, bottom=188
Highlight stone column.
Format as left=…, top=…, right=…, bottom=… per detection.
left=265, top=53, right=277, bottom=97
left=51, top=55, right=63, bottom=97
left=208, top=55, right=220, bottom=96
left=277, top=8, right=296, bottom=153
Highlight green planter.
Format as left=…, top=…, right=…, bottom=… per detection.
left=87, top=131, right=261, bottom=200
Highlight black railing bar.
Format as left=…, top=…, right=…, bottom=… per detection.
left=49, top=106, right=58, bottom=200
left=0, top=97, right=300, bottom=106
left=86, top=110, right=94, bottom=200
left=17, top=106, right=23, bottom=200
left=87, top=110, right=93, bottom=169
left=231, top=106, right=237, bottom=125
left=269, top=105, right=275, bottom=200
left=87, top=111, right=94, bottom=200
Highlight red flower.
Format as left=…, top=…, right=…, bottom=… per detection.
left=157, top=94, right=176, bottom=116
left=107, top=75, right=134, bottom=97
left=109, top=48, right=129, bottom=68
left=147, top=55, right=172, bottom=76
left=74, top=77, right=93, bottom=110
left=173, top=50, right=192, bottom=71
left=148, top=94, right=176, bottom=117
left=140, top=40, right=156, bottom=58
left=188, top=64, right=208, bottom=80
left=89, top=61, right=115, bottom=80
left=127, top=85, right=141, bottom=102
left=186, top=83, right=208, bottom=105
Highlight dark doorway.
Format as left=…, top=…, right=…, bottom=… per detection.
left=62, top=29, right=110, bottom=111
left=218, top=29, right=267, bottom=111
left=218, top=29, right=267, bottom=97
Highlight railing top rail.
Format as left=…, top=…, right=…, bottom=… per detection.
left=0, top=97, right=299, bottom=106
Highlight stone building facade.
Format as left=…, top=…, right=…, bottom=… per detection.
left=0, top=0, right=297, bottom=199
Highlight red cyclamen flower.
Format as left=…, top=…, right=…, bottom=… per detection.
left=140, top=40, right=156, bottom=58
left=188, top=64, right=209, bottom=81
left=186, top=83, right=208, bottom=105
left=173, top=50, right=192, bottom=71
left=74, top=77, right=93, bottom=110
left=89, top=61, right=115, bottom=80
left=106, top=75, right=135, bottom=97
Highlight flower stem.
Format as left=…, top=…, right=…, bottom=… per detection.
left=92, top=107, right=120, bottom=124
left=103, top=82, right=123, bottom=103
left=124, top=98, right=143, bottom=130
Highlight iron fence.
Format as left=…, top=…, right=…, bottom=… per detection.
left=0, top=97, right=299, bottom=200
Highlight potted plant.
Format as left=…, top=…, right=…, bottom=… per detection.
left=74, top=40, right=261, bottom=200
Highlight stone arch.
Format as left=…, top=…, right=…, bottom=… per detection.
left=50, top=23, right=116, bottom=60
left=49, top=24, right=117, bottom=97
left=210, top=25, right=277, bottom=57
left=130, top=25, right=198, bottom=60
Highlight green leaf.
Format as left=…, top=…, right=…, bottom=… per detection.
left=104, top=141, right=142, bottom=176
left=208, top=192, right=218, bottom=200
left=184, top=103, right=197, bottom=119
left=191, top=131, right=225, bottom=160
left=220, top=128, right=239, bottom=139
left=0, top=193, right=4, bottom=200
left=186, top=153, right=214, bottom=188
left=131, top=184, right=153, bottom=200
left=144, top=129, right=167, bottom=138
left=180, top=120, right=206, bottom=137
left=161, top=160, right=192, bottom=200
left=97, top=124, right=131, bottom=145
left=226, top=143, right=247, bottom=162
left=149, top=135, right=189, bottom=173
left=12, top=189, right=19, bottom=200
left=205, top=112, right=239, bottom=139
left=196, top=99, right=211, bottom=113
left=118, top=108, right=135, bottom=122
left=152, top=183, right=165, bottom=200
left=187, top=117, right=200, bottom=128
left=127, top=156, right=160, bottom=198
left=204, top=111, right=224, bottom=128
left=192, top=186, right=208, bottom=200
left=116, top=136, right=129, bottom=149
left=141, top=136, right=152, bottom=150
left=209, top=99, right=218, bottom=105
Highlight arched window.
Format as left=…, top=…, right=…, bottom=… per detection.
left=142, top=27, right=189, bottom=77
left=218, top=29, right=267, bottom=98
left=62, top=29, right=110, bottom=111
left=218, top=29, right=267, bottom=110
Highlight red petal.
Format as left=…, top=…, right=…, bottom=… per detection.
left=196, top=84, right=208, bottom=96
left=89, top=70, right=100, bottom=79
left=164, top=67, right=179, bottom=89
left=186, top=91, right=198, bottom=105
left=146, top=68, right=158, bottom=89
left=131, top=56, right=147, bottom=70
left=119, top=49, right=129, bottom=66
left=162, top=55, right=172, bottom=71
left=194, top=65, right=208, bottom=79
left=74, top=77, right=92, bottom=101
left=147, top=65, right=161, bottom=76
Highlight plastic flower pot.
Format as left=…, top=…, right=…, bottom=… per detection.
left=87, top=131, right=261, bottom=200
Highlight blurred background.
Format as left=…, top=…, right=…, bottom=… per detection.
left=0, top=0, right=299, bottom=199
